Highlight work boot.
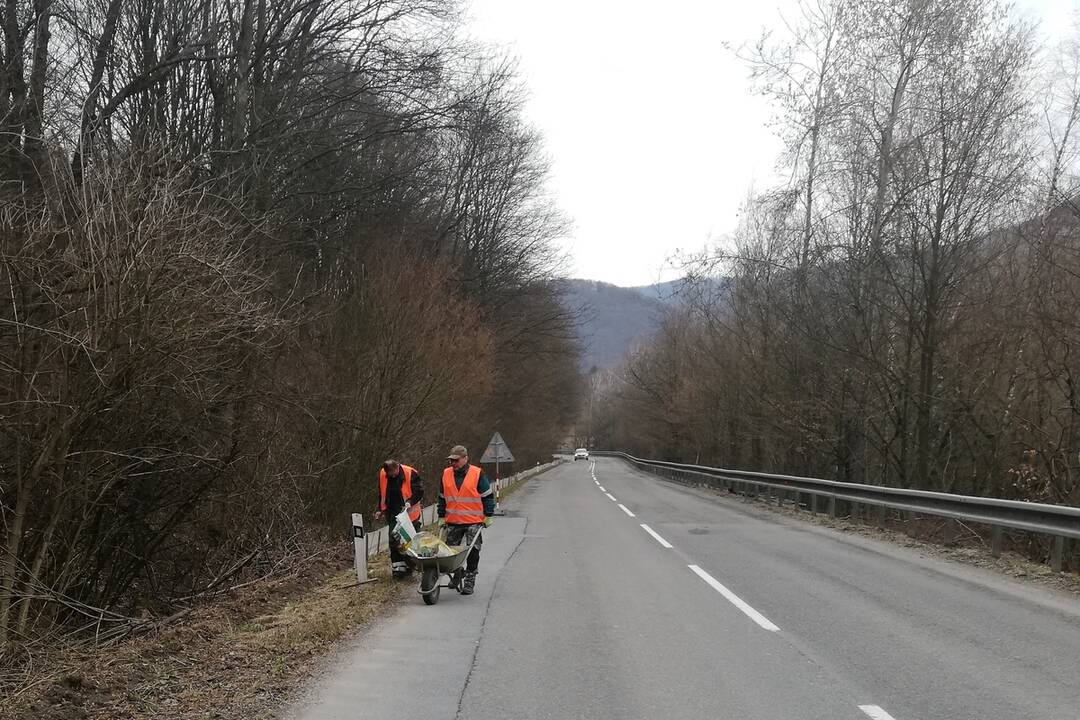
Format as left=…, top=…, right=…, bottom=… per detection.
left=391, top=561, right=409, bottom=579
left=461, top=571, right=476, bottom=595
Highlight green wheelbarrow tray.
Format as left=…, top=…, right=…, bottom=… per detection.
left=404, top=527, right=482, bottom=605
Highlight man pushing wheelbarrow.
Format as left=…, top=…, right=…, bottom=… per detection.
left=437, top=444, right=494, bottom=596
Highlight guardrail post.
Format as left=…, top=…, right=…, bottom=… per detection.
left=828, top=495, right=837, bottom=518
left=991, top=526, right=1003, bottom=558
left=810, top=493, right=819, bottom=514
left=876, top=504, right=886, bottom=527
left=1051, top=536, right=1065, bottom=572
left=943, top=519, right=957, bottom=546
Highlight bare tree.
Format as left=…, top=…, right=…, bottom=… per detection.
left=0, top=0, right=583, bottom=660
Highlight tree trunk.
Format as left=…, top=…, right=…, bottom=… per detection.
left=72, top=0, right=124, bottom=183
left=0, top=477, right=29, bottom=647
left=915, top=215, right=943, bottom=490
left=22, top=0, right=52, bottom=185
left=16, top=496, right=62, bottom=636
left=1, top=0, right=27, bottom=180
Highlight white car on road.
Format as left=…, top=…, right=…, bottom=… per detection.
left=574, top=448, right=589, bottom=461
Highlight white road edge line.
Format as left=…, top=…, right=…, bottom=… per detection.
left=687, top=564, right=780, bottom=632
left=618, top=503, right=636, bottom=517
left=598, top=486, right=606, bottom=492
left=639, top=524, right=673, bottom=548
left=605, top=492, right=617, bottom=502
left=858, top=706, right=898, bottom=720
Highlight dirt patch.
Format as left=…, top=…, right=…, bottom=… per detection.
left=2, top=545, right=410, bottom=720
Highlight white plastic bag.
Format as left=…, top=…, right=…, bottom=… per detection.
left=392, top=505, right=417, bottom=546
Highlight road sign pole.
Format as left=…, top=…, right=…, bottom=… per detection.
left=481, top=432, right=514, bottom=516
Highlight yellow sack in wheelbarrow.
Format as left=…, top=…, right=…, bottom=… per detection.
left=405, top=531, right=457, bottom=558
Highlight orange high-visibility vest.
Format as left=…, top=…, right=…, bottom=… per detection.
left=442, top=465, right=485, bottom=524
left=379, top=465, right=421, bottom=521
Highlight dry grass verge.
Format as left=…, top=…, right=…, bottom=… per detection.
left=2, top=545, right=409, bottom=720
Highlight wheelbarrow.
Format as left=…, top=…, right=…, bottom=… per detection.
left=404, top=527, right=482, bottom=605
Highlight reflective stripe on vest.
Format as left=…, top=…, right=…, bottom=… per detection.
left=379, top=465, right=421, bottom=521
left=442, top=465, right=485, bottom=524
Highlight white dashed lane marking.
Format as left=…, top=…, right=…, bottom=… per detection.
left=640, top=524, right=673, bottom=548
left=687, top=564, right=780, bottom=632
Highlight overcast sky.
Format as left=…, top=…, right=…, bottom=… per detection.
left=464, top=0, right=1074, bottom=287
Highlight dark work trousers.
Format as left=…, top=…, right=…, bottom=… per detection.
left=444, top=523, right=483, bottom=574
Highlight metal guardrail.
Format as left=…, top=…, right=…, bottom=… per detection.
left=592, top=451, right=1080, bottom=571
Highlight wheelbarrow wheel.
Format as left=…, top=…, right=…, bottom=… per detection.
left=421, top=566, right=440, bottom=605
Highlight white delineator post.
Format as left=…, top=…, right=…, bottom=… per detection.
left=494, top=444, right=502, bottom=514
left=494, top=475, right=508, bottom=515
left=351, top=513, right=373, bottom=584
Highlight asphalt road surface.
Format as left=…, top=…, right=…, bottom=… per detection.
left=285, top=457, right=1080, bottom=720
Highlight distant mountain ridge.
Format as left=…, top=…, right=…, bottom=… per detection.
left=558, top=279, right=673, bottom=371
left=625, top=279, right=688, bottom=306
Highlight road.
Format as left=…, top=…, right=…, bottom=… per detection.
left=285, top=457, right=1080, bottom=720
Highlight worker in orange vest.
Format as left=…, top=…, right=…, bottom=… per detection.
left=437, top=445, right=494, bottom=595
left=374, top=459, right=424, bottom=579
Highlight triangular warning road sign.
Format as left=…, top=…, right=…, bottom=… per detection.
left=480, top=432, right=515, bottom=463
